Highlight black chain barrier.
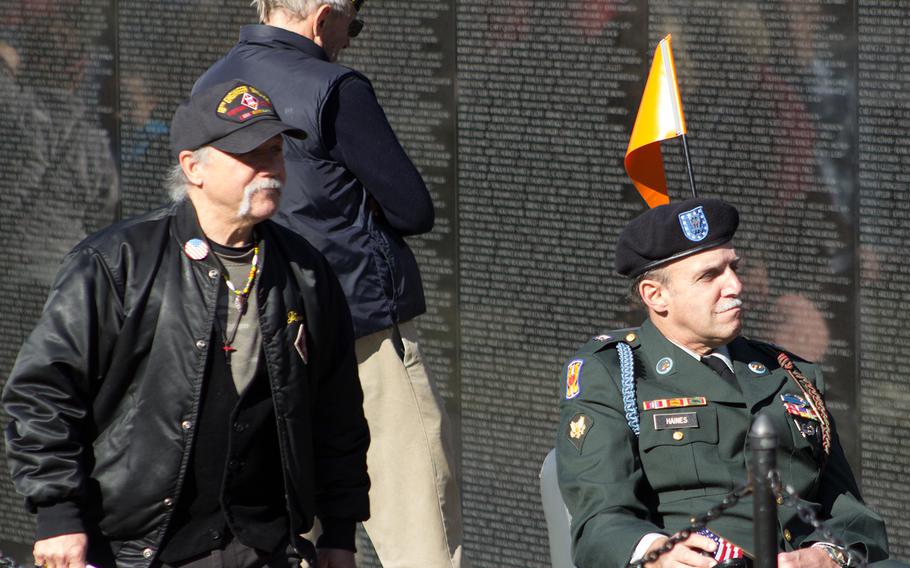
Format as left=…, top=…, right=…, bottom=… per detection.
left=769, top=471, right=868, bottom=568
left=626, top=468, right=868, bottom=568
left=629, top=481, right=753, bottom=568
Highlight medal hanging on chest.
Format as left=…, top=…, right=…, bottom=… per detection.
left=221, top=245, right=260, bottom=357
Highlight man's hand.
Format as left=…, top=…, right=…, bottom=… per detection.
left=778, top=547, right=840, bottom=568
left=316, top=548, right=356, bottom=568
left=33, top=533, right=88, bottom=568
left=644, top=534, right=718, bottom=568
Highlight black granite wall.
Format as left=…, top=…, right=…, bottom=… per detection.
left=1, top=0, right=908, bottom=565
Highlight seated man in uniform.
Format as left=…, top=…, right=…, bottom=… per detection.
left=556, top=198, right=890, bottom=568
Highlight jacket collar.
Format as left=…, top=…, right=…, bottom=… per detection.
left=636, top=321, right=790, bottom=408
left=239, top=24, right=329, bottom=61
left=170, top=198, right=271, bottom=270
left=171, top=199, right=214, bottom=264
left=636, top=319, right=743, bottom=403
left=729, top=337, right=788, bottom=411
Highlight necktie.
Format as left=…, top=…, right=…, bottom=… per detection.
left=702, top=354, right=737, bottom=386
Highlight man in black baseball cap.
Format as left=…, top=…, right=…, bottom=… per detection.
left=4, top=78, right=369, bottom=568
left=170, top=78, right=305, bottom=157
left=555, top=197, right=890, bottom=568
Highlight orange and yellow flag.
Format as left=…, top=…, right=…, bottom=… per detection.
left=624, top=35, right=687, bottom=208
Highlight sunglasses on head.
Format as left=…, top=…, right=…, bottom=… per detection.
left=348, top=18, right=364, bottom=38
left=347, top=0, right=365, bottom=37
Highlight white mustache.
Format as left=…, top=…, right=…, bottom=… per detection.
left=715, top=298, right=742, bottom=314
left=246, top=177, right=283, bottom=194
left=237, top=178, right=283, bottom=218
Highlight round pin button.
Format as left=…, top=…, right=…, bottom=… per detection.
left=183, top=238, right=209, bottom=261
left=625, top=333, right=637, bottom=342
left=672, top=431, right=684, bottom=441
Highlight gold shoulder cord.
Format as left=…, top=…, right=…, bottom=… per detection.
left=777, top=352, right=832, bottom=468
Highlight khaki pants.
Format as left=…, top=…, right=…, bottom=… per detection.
left=355, top=320, right=466, bottom=568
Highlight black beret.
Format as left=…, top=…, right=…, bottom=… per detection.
left=615, top=197, right=739, bottom=278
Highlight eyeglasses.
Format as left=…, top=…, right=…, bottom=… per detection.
left=348, top=18, right=364, bottom=38
left=348, top=0, right=364, bottom=37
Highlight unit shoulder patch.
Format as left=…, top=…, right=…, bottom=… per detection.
left=565, top=359, right=584, bottom=399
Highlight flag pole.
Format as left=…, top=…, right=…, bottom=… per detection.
left=680, top=134, right=698, bottom=198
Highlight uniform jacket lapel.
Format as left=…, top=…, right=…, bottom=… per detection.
left=729, top=337, right=787, bottom=412
left=637, top=321, right=743, bottom=404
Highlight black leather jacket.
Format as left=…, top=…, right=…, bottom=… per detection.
left=2, top=200, right=370, bottom=567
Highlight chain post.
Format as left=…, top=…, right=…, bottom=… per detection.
left=749, top=413, right=779, bottom=568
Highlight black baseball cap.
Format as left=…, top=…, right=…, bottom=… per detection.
left=170, top=79, right=305, bottom=157
left=615, top=197, right=740, bottom=278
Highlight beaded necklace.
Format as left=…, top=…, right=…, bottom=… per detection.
left=220, top=245, right=260, bottom=356
left=224, top=245, right=260, bottom=312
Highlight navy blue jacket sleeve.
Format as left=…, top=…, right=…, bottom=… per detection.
left=324, top=76, right=434, bottom=236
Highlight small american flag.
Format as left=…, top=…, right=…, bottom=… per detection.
left=697, top=528, right=744, bottom=561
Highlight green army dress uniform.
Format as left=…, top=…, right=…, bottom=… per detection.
left=556, top=319, right=888, bottom=568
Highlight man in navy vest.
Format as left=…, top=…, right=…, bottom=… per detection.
left=195, top=2, right=465, bottom=567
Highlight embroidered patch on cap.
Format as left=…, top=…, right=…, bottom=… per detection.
left=565, top=359, right=583, bottom=399
left=567, top=413, right=593, bottom=451
left=678, top=205, right=709, bottom=242
left=217, top=84, right=276, bottom=123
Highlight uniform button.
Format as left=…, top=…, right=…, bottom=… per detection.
left=209, top=529, right=222, bottom=541
left=142, top=548, right=153, bottom=559
left=163, top=497, right=174, bottom=507
left=784, top=529, right=792, bottom=542
left=195, top=339, right=207, bottom=350
left=776, top=495, right=784, bottom=505
left=672, top=431, right=684, bottom=441
left=181, top=420, right=193, bottom=431
left=625, top=332, right=637, bottom=342
left=233, top=422, right=247, bottom=432
left=208, top=269, right=218, bottom=279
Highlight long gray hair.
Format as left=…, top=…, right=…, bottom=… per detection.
left=166, top=147, right=211, bottom=202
